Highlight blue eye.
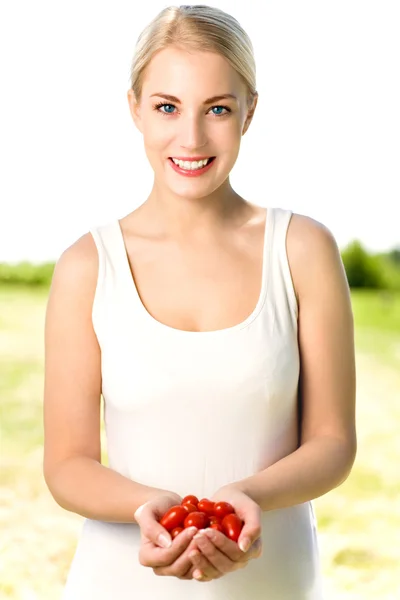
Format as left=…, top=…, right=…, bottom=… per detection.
left=211, top=106, right=225, bottom=116
left=160, top=104, right=175, bottom=114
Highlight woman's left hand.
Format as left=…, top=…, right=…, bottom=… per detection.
left=188, top=485, right=263, bottom=582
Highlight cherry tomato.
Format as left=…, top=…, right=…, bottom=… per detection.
left=184, top=511, right=209, bottom=530
left=171, top=527, right=184, bottom=539
left=210, top=523, right=223, bottom=533
left=197, top=498, right=215, bottom=517
left=213, top=501, right=235, bottom=519
left=221, top=513, right=243, bottom=542
left=182, top=495, right=199, bottom=507
left=182, top=502, right=197, bottom=515
left=160, top=505, right=187, bottom=531
left=208, top=515, right=221, bottom=525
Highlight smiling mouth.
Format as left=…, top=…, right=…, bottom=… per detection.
left=168, top=157, right=216, bottom=170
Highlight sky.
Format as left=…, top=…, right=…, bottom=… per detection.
left=0, top=0, right=399, bottom=263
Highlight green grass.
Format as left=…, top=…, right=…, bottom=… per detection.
left=351, top=289, right=400, bottom=331
left=351, top=289, right=400, bottom=371
left=0, top=286, right=399, bottom=599
left=313, top=289, right=400, bottom=598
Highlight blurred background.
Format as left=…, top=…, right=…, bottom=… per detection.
left=0, top=1, right=399, bottom=598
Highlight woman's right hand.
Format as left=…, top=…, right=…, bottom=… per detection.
left=134, top=494, right=214, bottom=580
left=134, top=493, right=182, bottom=549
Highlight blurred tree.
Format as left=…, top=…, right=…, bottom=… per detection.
left=341, top=240, right=387, bottom=289
left=0, top=261, right=55, bottom=286
left=388, top=247, right=400, bottom=265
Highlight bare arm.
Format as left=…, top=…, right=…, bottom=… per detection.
left=43, top=233, right=177, bottom=523
left=230, top=216, right=357, bottom=510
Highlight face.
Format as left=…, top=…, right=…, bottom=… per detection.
left=127, top=45, right=257, bottom=201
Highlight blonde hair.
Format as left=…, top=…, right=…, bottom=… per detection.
left=129, top=5, right=257, bottom=106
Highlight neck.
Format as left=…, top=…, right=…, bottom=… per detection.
left=140, top=178, right=248, bottom=239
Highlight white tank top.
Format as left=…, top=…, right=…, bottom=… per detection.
left=62, top=206, right=325, bottom=599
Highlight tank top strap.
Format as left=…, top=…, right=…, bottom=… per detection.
left=89, top=221, right=130, bottom=331
left=89, top=221, right=126, bottom=283
left=267, top=207, right=299, bottom=326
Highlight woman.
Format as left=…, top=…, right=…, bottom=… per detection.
left=43, top=5, right=357, bottom=599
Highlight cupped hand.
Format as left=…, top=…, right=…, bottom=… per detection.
left=187, top=485, right=263, bottom=582
left=134, top=493, right=181, bottom=548
left=134, top=493, right=216, bottom=580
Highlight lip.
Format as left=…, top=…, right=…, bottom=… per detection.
left=169, top=156, right=215, bottom=161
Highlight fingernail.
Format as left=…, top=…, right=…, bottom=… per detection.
left=193, top=569, right=203, bottom=580
left=189, top=550, right=199, bottom=559
left=204, top=529, right=214, bottom=538
left=187, top=527, right=198, bottom=535
left=239, top=538, right=251, bottom=552
left=157, top=533, right=171, bottom=548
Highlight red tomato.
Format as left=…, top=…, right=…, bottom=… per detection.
left=171, top=527, right=183, bottom=539
left=213, top=501, right=235, bottom=519
left=182, top=502, right=197, bottom=514
left=221, top=513, right=243, bottom=542
left=197, top=498, right=215, bottom=517
left=182, top=495, right=199, bottom=506
left=160, top=505, right=187, bottom=531
left=184, top=511, right=209, bottom=530
left=210, top=523, right=223, bottom=533
left=208, top=515, right=221, bottom=525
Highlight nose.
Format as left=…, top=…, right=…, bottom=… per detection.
left=178, top=112, right=207, bottom=151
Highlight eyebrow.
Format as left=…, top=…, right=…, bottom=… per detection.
left=150, top=93, right=238, bottom=104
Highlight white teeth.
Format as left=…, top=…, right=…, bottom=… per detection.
left=171, top=158, right=211, bottom=170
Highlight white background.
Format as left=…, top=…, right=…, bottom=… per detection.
left=0, top=0, right=399, bottom=263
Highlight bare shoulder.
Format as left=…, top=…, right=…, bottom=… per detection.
left=51, top=231, right=98, bottom=290
left=45, top=229, right=100, bottom=351
left=286, top=212, right=349, bottom=305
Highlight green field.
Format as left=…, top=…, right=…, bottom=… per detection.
left=0, top=287, right=399, bottom=599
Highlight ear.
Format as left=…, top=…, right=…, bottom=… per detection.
left=127, top=89, right=143, bottom=133
left=242, top=92, right=258, bottom=136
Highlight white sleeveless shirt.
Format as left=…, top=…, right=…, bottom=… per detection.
left=62, top=206, right=325, bottom=599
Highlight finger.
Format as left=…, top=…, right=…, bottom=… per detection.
left=179, top=559, right=198, bottom=581
left=237, top=513, right=261, bottom=553
left=189, top=537, right=263, bottom=582
left=249, top=537, right=263, bottom=559
left=167, top=546, right=221, bottom=582
left=152, top=537, right=205, bottom=579
left=191, top=530, right=239, bottom=575
left=202, top=529, right=244, bottom=562
left=137, top=513, right=173, bottom=549
left=182, top=540, right=221, bottom=581
left=204, top=528, right=263, bottom=562
left=139, top=526, right=197, bottom=568
left=189, top=556, right=222, bottom=583
left=192, top=565, right=221, bottom=582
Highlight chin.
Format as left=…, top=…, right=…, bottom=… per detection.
left=168, top=185, right=216, bottom=200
